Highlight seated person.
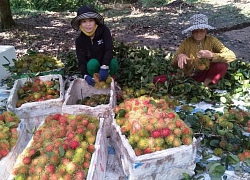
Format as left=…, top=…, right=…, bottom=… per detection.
left=171, top=14, right=236, bottom=87
left=71, top=5, right=118, bottom=86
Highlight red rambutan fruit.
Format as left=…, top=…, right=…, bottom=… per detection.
left=69, top=140, right=80, bottom=149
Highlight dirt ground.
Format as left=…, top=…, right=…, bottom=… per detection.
left=1, top=0, right=250, bottom=62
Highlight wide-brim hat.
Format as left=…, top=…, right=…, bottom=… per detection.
left=182, top=14, right=215, bottom=34
left=71, top=5, right=104, bottom=30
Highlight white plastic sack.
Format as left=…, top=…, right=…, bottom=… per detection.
left=9, top=116, right=108, bottom=180
left=110, top=121, right=198, bottom=180
left=62, top=78, right=116, bottom=134
left=88, top=117, right=108, bottom=180
left=6, top=74, right=64, bottom=119
left=0, top=120, right=30, bottom=180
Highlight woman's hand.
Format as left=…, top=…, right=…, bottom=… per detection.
left=177, top=53, right=190, bottom=69
left=197, top=50, right=213, bottom=59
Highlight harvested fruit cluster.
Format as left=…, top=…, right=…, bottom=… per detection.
left=194, top=108, right=250, bottom=153
left=14, top=53, right=64, bottom=74
left=12, top=113, right=99, bottom=180
left=195, top=58, right=210, bottom=71
left=76, top=94, right=110, bottom=107
left=93, top=73, right=112, bottom=89
left=114, top=96, right=193, bottom=156
left=16, top=77, right=60, bottom=107
left=0, top=111, right=20, bottom=160
left=116, top=84, right=181, bottom=106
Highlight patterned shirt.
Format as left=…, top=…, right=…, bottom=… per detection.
left=171, top=35, right=236, bottom=76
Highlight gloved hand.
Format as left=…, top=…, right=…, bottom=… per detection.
left=85, top=75, right=95, bottom=86
left=99, top=65, right=109, bottom=81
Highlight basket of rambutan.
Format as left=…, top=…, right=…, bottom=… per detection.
left=10, top=113, right=108, bottom=180
left=111, top=96, right=198, bottom=180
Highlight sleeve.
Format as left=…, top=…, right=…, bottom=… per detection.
left=171, top=39, right=188, bottom=67
left=210, top=37, right=236, bottom=63
left=102, top=26, right=113, bottom=66
left=75, top=37, right=88, bottom=76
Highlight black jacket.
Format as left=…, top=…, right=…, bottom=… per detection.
left=75, top=25, right=113, bottom=76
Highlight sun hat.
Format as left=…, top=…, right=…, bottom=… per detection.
left=182, top=14, right=215, bottom=34
left=71, top=5, right=104, bottom=30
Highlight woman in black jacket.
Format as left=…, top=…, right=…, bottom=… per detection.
left=71, top=5, right=118, bottom=86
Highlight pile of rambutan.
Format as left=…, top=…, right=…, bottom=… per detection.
left=114, top=96, right=194, bottom=156
left=12, top=113, right=99, bottom=180
left=16, top=77, right=60, bottom=108
left=0, top=111, right=20, bottom=160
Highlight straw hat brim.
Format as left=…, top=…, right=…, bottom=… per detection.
left=71, top=12, right=104, bottom=30
left=182, top=24, right=215, bottom=34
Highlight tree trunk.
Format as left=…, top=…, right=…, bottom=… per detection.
left=0, top=0, right=16, bottom=30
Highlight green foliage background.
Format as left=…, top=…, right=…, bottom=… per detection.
left=10, top=0, right=98, bottom=11
left=10, top=0, right=200, bottom=11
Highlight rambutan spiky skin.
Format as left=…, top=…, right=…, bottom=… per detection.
left=49, top=173, right=59, bottom=180
left=82, top=161, right=90, bottom=169
left=137, top=138, right=149, bottom=150
left=66, top=131, right=75, bottom=140
left=151, top=130, right=161, bottom=139
left=14, top=174, right=26, bottom=180
left=172, top=128, right=182, bottom=137
left=73, top=134, right=84, bottom=142
left=37, top=154, right=48, bottom=167
left=172, top=137, right=182, bottom=147
left=65, top=162, right=77, bottom=174
left=143, top=147, right=154, bottom=154
left=80, top=141, right=89, bottom=150
left=69, top=140, right=80, bottom=149
left=84, top=152, right=92, bottom=161
left=0, top=131, right=8, bottom=139
left=40, top=173, right=49, bottom=180
left=134, top=148, right=143, bottom=156
left=10, top=138, right=18, bottom=147
left=45, top=164, right=56, bottom=174
left=22, top=156, right=32, bottom=165
left=154, top=138, right=165, bottom=147
left=63, top=173, right=73, bottom=180
left=181, top=126, right=193, bottom=136
left=128, top=135, right=136, bottom=147
left=65, top=149, right=74, bottom=159
left=17, top=165, right=29, bottom=175
left=57, top=164, right=67, bottom=176
left=49, top=153, right=61, bottom=165
left=0, top=139, right=10, bottom=149
left=182, top=135, right=193, bottom=145
left=0, top=148, right=9, bottom=157
left=72, top=153, right=84, bottom=165
left=41, top=131, right=52, bottom=140
left=74, top=170, right=85, bottom=180
left=165, top=134, right=175, bottom=146
left=86, top=135, right=96, bottom=144
left=87, top=144, right=95, bottom=153
left=44, top=143, right=54, bottom=152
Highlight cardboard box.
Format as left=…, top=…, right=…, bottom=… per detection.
left=110, top=121, right=198, bottom=180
